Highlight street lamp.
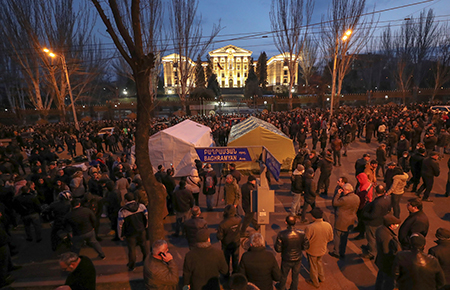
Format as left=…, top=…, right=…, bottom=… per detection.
left=43, top=48, right=80, bottom=131
left=330, top=29, right=352, bottom=119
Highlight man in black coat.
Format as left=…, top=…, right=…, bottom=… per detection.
left=429, top=228, right=450, bottom=286
left=375, top=215, right=401, bottom=290
left=394, top=233, right=445, bottom=290
left=416, top=151, right=440, bottom=202
left=13, top=186, right=42, bottom=242
left=217, top=205, right=241, bottom=276
left=316, top=152, right=333, bottom=196
left=355, top=153, right=370, bottom=177
left=59, top=252, right=96, bottom=290
left=239, top=233, right=281, bottom=290
left=360, top=185, right=391, bottom=260
left=183, top=229, right=228, bottom=290
left=396, top=134, right=410, bottom=162
left=398, top=198, right=429, bottom=250
left=240, top=175, right=259, bottom=236
left=274, top=215, right=309, bottom=290
left=184, top=206, right=207, bottom=249
left=407, top=148, right=425, bottom=192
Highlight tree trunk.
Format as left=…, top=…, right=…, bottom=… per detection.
left=134, top=70, right=168, bottom=244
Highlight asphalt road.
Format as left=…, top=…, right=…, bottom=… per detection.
left=7, top=137, right=450, bottom=290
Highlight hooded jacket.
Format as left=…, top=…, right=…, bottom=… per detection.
left=387, top=172, right=409, bottom=195
left=117, top=201, right=148, bottom=239
left=290, top=169, right=304, bottom=194
left=356, top=173, right=373, bottom=208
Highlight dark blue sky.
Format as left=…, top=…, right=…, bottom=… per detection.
left=88, top=0, right=449, bottom=59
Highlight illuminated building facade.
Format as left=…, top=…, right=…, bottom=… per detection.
left=161, top=45, right=299, bottom=94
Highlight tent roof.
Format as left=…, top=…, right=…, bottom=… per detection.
left=151, top=119, right=212, bottom=146
left=228, top=116, right=289, bottom=143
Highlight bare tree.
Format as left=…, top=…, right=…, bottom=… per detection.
left=90, top=0, right=167, bottom=243
left=0, top=0, right=52, bottom=118
left=169, top=0, right=220, bottom=112
left=321, top=0, right=376, bottom=115
left=270, top=0, right=314, bottom=110
left=0, top=56, right=26, bottom=118
left=431, top=24, right=450, bottom=101
left=411, top=9, right=437, bottom=93
left=298, top=37, right=318, bottom=91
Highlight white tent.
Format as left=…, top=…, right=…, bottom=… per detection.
left=148, top=119, right=214, bottom=177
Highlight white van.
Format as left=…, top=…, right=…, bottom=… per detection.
left=430, top=106, right=450, bottom=114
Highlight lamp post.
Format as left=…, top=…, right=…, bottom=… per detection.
left=43, top=48, right=80, bottom=131
left=330, top=29, right=352, bottom=119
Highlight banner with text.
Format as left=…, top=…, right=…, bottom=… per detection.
left=195, top=147, right=252, bottom=163
left=265, top=149, right=281, bottom=181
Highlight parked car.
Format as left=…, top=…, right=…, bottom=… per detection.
left=98, top=127, right=115, bottom=136
left=430, top=105, right=450, bottom=114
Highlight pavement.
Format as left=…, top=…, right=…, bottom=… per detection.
left=6, top=137, right=450, bottom=290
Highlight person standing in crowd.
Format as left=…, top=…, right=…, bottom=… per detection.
left=64, top=199, right=105, bottom=259
left=437, top=127, right=450, bottom=159
left=386, top=167, right=408, bottom=219
left=186, top=166, right=201, bottom=206
left=424, top=129, right=438, bottom=155
left=429, top=228, right=450, bottom=286
left=396, top=135, right=410, bottom=162
left=184, top=206, right=207, bottom=250
left=304, top=208, right=333, bottom=288
left=229, top=273, right=259, bottom=290
left=384, top=162, right=398, bottom=190
left=13, top=185, right=42, bottom=242
left=103, top=180, right=121, bottom=241
left=398, top=198, right=429, bottom=250
left=329, top=183, right=359, bottom=259
left=445, top=158, right=450, bottom=197
left=224, top=174, right=241, bottom=207
left=376, top=144, right=387, bottom=178
left=239, top=233, right=281, bottom=290
left=394, top=233, right=445, bottom=290
left=386, top=129, right=398, bottom=158
left=183, top=229, right=228, bottom=290
left=117, top=193, right=148, bottom=272
left=360, top=185, right=391, bottom=260
left=143, top=239, right=179, bottom=290
left=217, top=205, right=241, bottom=277
left=355, top=153, right=370, bottom=177
left=275, top=215, right=309, bottom=290
left=172, top=180, right=194, bottom=237
left=316, top=151, right=333, bottom=197
left=364, top=160, right=378, bottom=185
left=331, top=134, right=343, bottom=166
left=115, top=171, right=130, bottom=206
left=229, top=163, right=242, bottom=184
left=354, top=173, right=373, bottom=240
left=202, top=164, right=217, bottom=212
left=154, top=165, right=166, bottom=183
left=240, top=175, right=259, bottom=236
left=301, top=168, right=316, bottom=224
left=374, top=215, right=402, bottom=290
left=290, top=164, right=304, bottom=216
left=416, top=151, right=440, bottom=202
left=59, top=252, right=96, bottom=290
left=407, top=147, right=425, bottom=192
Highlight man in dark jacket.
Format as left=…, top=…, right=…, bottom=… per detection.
left=13, top=185, right=42, bottom=242
left=396, top=135, right=410, bottom=162
left=355, top=153, right=370, bottom=177
left=316, top=152, right=333, bottom=196
left=360, top=185, right=392, bottom=260
left=64, top=198, right=105, bottom=258
left=184, top=206, right=207, bottom=249
left=407, top=148, right=425, bottom=192
left=173, top=180, right=195, bottom=237
left=144, top=239, right=179, bottom=290
left=118, top=193, right=149, bottom=271
left=398, top=198, right=429, bottom=250
left=275, top=215, right=309, bottom=290
left=217, top=205, right=241, bottom=276
left=394, top=233, right=445, bottom=290
left=239, top=233, right=281, bottom=290
left=331, top=135, right=343, bottom=166
left=375, top=215, right=401, bottom=290
left=240, top=175, right=259, bottom=236
left=290, top=164, right=304, bottom=216
left=376, top=144, right=387, bottom=178
left=301, top=168, right=316, bottom=224
left=202, top=164, right=217, bottom=211
left=183, top=229, right=228, bottom=290
left=429, top=228, right=450, bottom=286
left=416, top=151, right=440, bottom=202
left=59, top=252, right=96, bottom=290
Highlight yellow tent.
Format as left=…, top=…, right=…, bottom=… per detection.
left=227, top=116, right=295, bottom=171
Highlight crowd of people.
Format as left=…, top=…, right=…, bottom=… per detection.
left=0, top=103, right=450, bottom=289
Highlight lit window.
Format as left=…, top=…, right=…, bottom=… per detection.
left=284, top=70, right=288, bottom=76
left=214, top=58, right=218, bottom=62
left=237, top=64, right=240, bottom=70
left=244, top=65, right=247, bottom=70
left=221, top=58, right=225, bottom=62
left=237, top=72, right=240, bottom=78
left=221, top=73, right=225, bottom=78
left=236, top=58, right=241, bottom=62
